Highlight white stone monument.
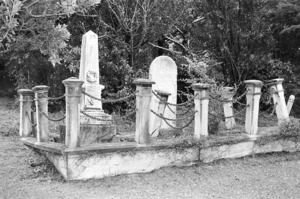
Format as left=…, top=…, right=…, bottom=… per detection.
left=79, top=30, right=110, bottom=124
left=149, top=56, right=177, bottom=134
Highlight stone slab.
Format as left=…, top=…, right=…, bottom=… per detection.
left=149, top=56, right=177, bottom=132
left=21, top=127, right=300, bottom=181
left=61, top=147, right=198, bottom=180
left=59, top=124, right=117, bottom=146
left=200, top=142, right=255, bottom=163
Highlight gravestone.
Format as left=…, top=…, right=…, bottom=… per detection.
left=149, top=56, right=177, bottom=135
left=79, top=30, right=111, bottom=124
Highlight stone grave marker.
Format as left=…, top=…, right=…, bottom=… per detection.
left=149, top=56, right=177, bottom=135
left=79, top=30, right=111, bottom=124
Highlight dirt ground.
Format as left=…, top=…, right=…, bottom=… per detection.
left=1, top=97, right=300, bottom=199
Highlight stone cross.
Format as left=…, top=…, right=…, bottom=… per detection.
left=149, top=56, right=177, bottom=133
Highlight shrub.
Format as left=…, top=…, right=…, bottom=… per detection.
left=278, top=117, right=300, bottom=137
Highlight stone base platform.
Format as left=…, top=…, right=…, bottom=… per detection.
left=21, top=126, right=300, bottom=181
left=59, top=124, right=117, bottom=145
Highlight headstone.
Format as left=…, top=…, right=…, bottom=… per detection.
left=149, top=56, right=177, bottom=134
left=79, top=30, right=110, bottom=124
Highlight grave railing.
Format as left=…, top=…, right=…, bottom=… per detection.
left=18, top=77, right=295, bottom=148
left=150, top=78, right=295, bottom=140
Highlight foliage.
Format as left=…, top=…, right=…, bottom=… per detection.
left=278, top=117, right=300, bottom=137
left=1, top=0, right=300, bottom=116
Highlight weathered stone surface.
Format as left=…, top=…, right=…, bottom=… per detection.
left=46, top=153, right=67, bottom=179
left=80, top=110, right=111, bottom=124
left=21, top=128, right=300, bottom=181
left=65, top=147, right=198, bottom=180
left=149, top=56, right=177, bottom=132
left=79, top=31, right=100, bottom=85
left=59, top=124, right=117, bottom=146
left=200, top=142, right=255, bottom=163
left=78, top=31, right=111, bottom=124
left=82, top=84, right=103, bottom=110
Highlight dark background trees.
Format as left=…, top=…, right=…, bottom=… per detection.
left=1, top=0, right=300, bottom=114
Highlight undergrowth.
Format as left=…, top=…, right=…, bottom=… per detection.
left=278, top=117, right=300, bottom=137
left=25, top=148, right=63, bottom=181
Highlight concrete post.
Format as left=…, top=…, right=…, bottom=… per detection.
left=221, top=87, right=236, bottom=130
left=32, top=85, right=50, bottom=142
left=244, top=80, right=263, bottom=137
left=18, top=89, right=34, bottom=137
left=287, top=95, right=295, bottom=115
left=150, top=90, right=171, bottom=137
left=266, top=78, right=289, bottom=122
left=63, top=77, right=84, bottom=148
left=192, top=83, right=211, bottom=139
left=133, top=78, right=155, bottom=144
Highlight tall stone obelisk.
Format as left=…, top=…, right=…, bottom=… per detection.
left=79, top=30, right=111, bottom=124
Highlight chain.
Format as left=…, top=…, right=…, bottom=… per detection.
left=232, top=106, right=248, bottom=117
left=259, top=103, right=277, bottom=118
left=175, top=106, right=194, bottom=116
left=112, top=109, right=136, bottom=121
left=81, top=109, right=136, bottom=122
left=161, top=114, right=195, bottom=130
left=48, top=95, right=65, bottom=101
left=152, top=91, right=195, bottom=107
left=41, top=112, right=66, bottom=122
left=150, top=109, right=195, bottom=122
left=210, top=95, right=232, bottom=103
left=80, top=110, right=113, bottom=122
left=81, top=90, right=137, bottom=104
left=233, top=98, right=247, bottom=106
left=166, top=103, right=194, bottom=116
left=208, top=111, right=225, bottom=119
left=235, top=89, right=249, bottom=100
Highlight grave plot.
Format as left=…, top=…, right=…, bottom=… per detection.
left=19, top=31, right=300, bottom=181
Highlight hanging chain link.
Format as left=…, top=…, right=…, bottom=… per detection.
left=41, top=111, right=66, bottom=122
left=47, top=95, right=65, bottom=101
left=150, top=109, right=195, bottom=122
left=152, top=91, right=195, bottom=107
left=112, top=109, right=137, bottom=121
left=81, top=90, right=137, bottom=104
left=80, top=110, right=113, bottom=122
left=150, top=109, right=195, bottom=130
left=80, top=109, right=136, bottom=122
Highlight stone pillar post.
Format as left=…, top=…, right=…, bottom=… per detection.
left=192, top=83, right=211, bottom=139
left=266, top=78, right=289, bottom=122
left=63, top=77, right=84, bottom=148
left=18, top=89, right=34, bottom=137
left=221, top=87, right=236, bottom=130
left=150, top=90, right=171, bottom=137
left=32, top=85, right=50, bottom=142
left=133, top=78, right=155, bottom=144
left=287, top=95, right=295, bottom=115
left=244, top=80, right=263, bottom=137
